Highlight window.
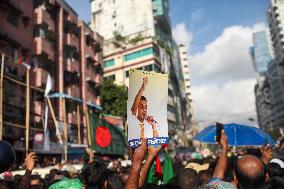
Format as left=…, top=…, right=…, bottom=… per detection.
left=124, top=47, right=153, bottom=61
left=23, top=16, right=30, bottom=28
left=105, top=74, right=115, bottom=81
left=154, top=64, right=161, bottom=72
left=104, top=59, right=115, bottom=68
left=144, top=64, right=153, bottom=71
left=184, top=65, right=188, bottom=68
left=125, top=70, right=129, bottom=78
left=7, top=11, right=19, bottom=27
left=5, top=47, right=18, bottom=63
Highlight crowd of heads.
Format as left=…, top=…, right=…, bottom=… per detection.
left=0, top=136, right=283, bottom=189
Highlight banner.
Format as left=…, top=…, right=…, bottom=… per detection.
left=127, top=69, right=169, bottom=148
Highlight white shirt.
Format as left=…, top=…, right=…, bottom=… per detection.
left=128, top=114, right=163, bottom=140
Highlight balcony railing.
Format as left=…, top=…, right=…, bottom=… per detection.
left=64, top=44, right=79, bottom=61
left=64, top=20, right=80, bottom=36
left=64, top=70, right=80, bottom=86
left=92, top=42, right=102, bottom=53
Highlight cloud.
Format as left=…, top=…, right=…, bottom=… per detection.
left=192, top=79, right=257, bottom=126
left=190, top=22, right=268, bottom=125
left=173, top=23, right=193, bottom=48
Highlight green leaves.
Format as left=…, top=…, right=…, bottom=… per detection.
left=101, top=80, right=127, bottom=116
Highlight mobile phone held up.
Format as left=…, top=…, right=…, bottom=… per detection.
left=216, top=122, right=224, bottom=143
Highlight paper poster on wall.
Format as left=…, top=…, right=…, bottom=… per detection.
left=127, top=69, right=168, bottom=148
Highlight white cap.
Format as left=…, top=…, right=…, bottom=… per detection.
left=270, top=158, right=284, bottom=168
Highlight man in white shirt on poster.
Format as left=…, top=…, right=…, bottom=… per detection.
left=130, top=77, right=160, bottom=138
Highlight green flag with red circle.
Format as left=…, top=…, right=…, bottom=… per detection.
left=89, top=112, right=127, bottom=156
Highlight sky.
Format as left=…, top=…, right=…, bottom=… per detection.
left=66, top=0, right=271, bottom=127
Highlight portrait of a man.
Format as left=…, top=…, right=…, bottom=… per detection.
left=127, top=69, right=168, bottom=147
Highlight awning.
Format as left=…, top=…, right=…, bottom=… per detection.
left=48, top=92, right=102, bottom=111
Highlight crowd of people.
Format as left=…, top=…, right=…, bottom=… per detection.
left=0, top=131, right=283, bottom=189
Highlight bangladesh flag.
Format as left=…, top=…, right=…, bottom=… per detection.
left=14, top=51, right=23, bottom=64
left=147, top=149, right=175, bottom=185
left=89, top=112, right=127, bottom=156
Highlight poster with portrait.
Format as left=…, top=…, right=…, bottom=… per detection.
left=127, top=69, right=168, bottom=148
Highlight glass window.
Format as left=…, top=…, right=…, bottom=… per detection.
left=124, top=47, right=153, bottom=61
left=125, top=70, right=129, bottom=78
left=144, top=64, right=153, bottom=71
left=105, top=74, right=115, bottom=80
left=104, top=59, right=115, bottom=68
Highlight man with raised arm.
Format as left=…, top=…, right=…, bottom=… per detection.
left=131, top=77, right=160, bottom=138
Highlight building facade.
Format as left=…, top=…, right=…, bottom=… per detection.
left=265, top=0, right=284, bottom=130
left=254, top=78, right=274, bottom=130
left=250, top=31, right=274, bottom=130
left=268, top=0, right=284, bottom=65
left=267, top=62, right=284, bottom=130
left=0, top=0, right=103, bottom=151
left=91, top=0, right=190, bottom=137
left=178, top=45, right=193, bottom=130
left=250, top=31, right=273, bottom=75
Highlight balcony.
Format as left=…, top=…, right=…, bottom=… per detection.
left=64, top=44, right=79, bottom=61
left=86, top=78, right=101, bottom=96
left=64, top=20, right=80, bottom=36
left=85, top=32, right=95, bottom=46
left=34, top=37, right=55, bottom=61
left=0, top=0, right=23, bottom=15
left=64, top=70, right=80, bottom=87
left=34, top=7, right=55, bottom=32
left=94, top=63, right=103, bottom=75
left=92, top=42, right=102, bottom=53
left=86, top=54, right=96, bottom=68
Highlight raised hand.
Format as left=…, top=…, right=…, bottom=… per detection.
left=25, top=152, right=38, bottom=171
left=261, top=145, right=273, bottom=164
left=132, top=138, right=148, bottom=164
left=148, top=145, right=162, bottom=159
left=146, top=116, right=155, bottom=126
left=219, top=130, right=228, bottom=150
left=141, top=77, right=148, bottom=91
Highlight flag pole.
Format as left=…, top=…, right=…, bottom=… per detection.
left=85, top=106, right=91, bottom=147
left=62, top=98, right=68, bottom=162
left=25, top=67, right=30, bottom=157
left=46, top=97, right=63, bottom=143
left=77, top=104, right=81, bottom=144
left=0, top=53, right=5, bottom=140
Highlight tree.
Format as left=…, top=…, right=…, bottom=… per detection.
left=101, top=79, right=127, bottom=116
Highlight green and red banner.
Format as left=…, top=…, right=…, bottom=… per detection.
left=89, top=112, right=127, bottom=156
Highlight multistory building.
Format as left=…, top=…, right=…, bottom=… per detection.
left=267, top=62, right=284, bottom=129
left=265, top=0, right=284, bottom=130
left=250, top=31, right=273, bottom=75
left=250, top=31, right=274, bottom=130
left=268, top=0, right=284, bottom=65
left=254, top=78, right=274, bottom=130
left=91, top=0, right=188, bottom=136
left=0, top=0, right=103, bottom=151
left=178, top=45, right=192, bottom=101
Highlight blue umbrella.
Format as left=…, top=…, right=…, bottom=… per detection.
left=193, top=123, right=276, bottom=146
